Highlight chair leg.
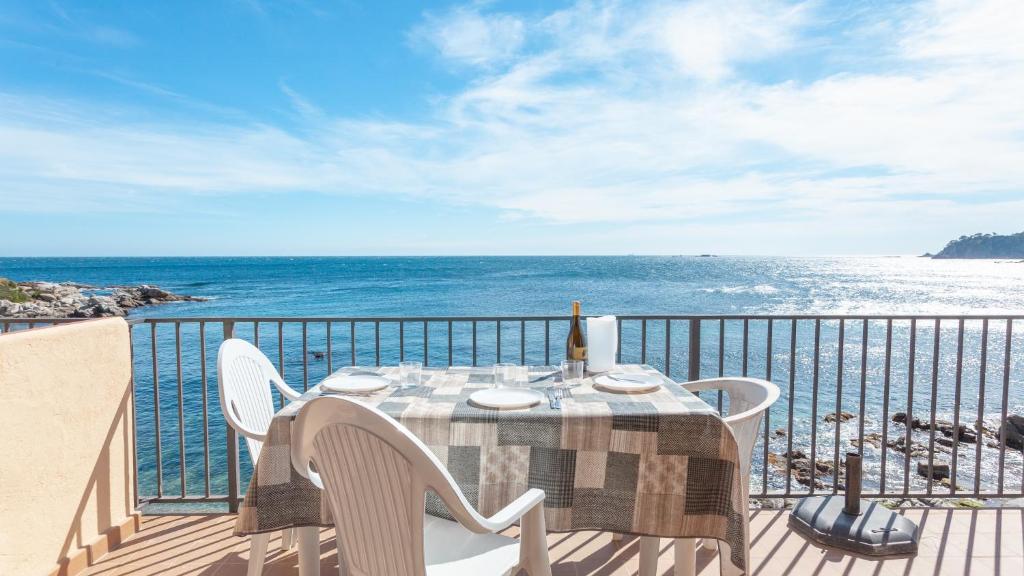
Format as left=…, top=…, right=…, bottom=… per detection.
left=519, top=505, right=552, bottom=576
left=297, top=527, right=321, bottom=576
left=611, top=532, right=624, bottom=542
left=280, top=527, right=294, bottom=550
left=674, top=538, right=696, bottom=576
left=701, top=538, right=716, bottom=551
left=247, top=532, right=270, bottom=576
left=639, top=536, right=660, bottom=576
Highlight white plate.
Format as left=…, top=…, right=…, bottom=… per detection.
left=593, top=373, right=662, bottom=393
left=469, top=388, right=544, bottom=409
left=321, top=374, right=391, bottom=394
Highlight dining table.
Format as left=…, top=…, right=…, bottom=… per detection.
left=234, top=364, right=750, bottom=576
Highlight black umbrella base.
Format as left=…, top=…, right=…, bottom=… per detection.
left=789, top=495, right=919, bottom=557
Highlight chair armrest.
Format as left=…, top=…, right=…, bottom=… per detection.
left=473, top=489, right=546, bottom=533
left=273, top=379, right=302, bottom=402
left=682, top=377, right=780, bottom=432
left=680, top=377, right=731, bottom=394
left=234, top=423, right=268, bottom=445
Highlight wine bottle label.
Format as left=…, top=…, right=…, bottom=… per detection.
left=569, top=346, right=587, bottom=360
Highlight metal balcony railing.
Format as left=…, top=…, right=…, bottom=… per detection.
left=3, top=314, right=1021, bottom=512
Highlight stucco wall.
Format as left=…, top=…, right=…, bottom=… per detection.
left=0, top=318, right=137, bottom=576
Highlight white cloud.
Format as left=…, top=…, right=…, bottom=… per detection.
left=1, top=0, right=1023, bottom=253
left=900, top=0, right=1024, bottom=63
left=412, top=5, right=525, bottom=67
left=659, top=0, right=810, bottom=80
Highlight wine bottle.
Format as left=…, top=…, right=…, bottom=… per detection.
left=566, top=300, right=587, bottom=363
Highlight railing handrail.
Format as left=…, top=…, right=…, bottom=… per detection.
left=7, top=313, right=1024, bottom=325
left=137, top=313, right=1024, bottom=321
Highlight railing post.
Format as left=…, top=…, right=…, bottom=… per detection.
left=128, top=322, right=139, bottom=509
left=687, top=318, right=701, bottom=382
left=223, top=321, right=239, bottom=513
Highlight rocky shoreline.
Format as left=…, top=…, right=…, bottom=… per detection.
left=0, top=278, right=206, bottom=318
left=767, top=411, right=1024, bottom=493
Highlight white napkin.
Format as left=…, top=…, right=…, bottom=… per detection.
left=586, top=315, right=618, bottom=372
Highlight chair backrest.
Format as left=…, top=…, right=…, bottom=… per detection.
left=682, top=378, right=780, bottom=478
left=217, top=338, right=286, bottom=462
left=292, top=396, right=485, bottom=576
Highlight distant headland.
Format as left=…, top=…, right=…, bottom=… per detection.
left=930, top=232, right=1024, bottom=259
left=0, top=279, right=206, bottom=319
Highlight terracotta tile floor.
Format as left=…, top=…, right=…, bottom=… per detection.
left=81, top=508, right=1023, bottom=575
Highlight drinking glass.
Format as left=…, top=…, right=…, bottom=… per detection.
left=399, top=361, right=422, bottom=389
left=560, top=360, right=584, bottom=389
left=493, top=362, right=518, bottom=388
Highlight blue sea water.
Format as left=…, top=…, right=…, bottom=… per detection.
left=2, top=256, right=1022, bottom=502
left=3, top=255, right=1024, bottom=317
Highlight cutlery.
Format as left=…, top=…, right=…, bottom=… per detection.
left=530, top=370, right=560, bottom=383
left=546, top=390, right=562, bottom=410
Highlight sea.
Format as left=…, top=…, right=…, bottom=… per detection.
left=2, top=256, right=1022, bottom=504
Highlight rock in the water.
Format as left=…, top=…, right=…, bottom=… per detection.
left=849, top=432, right=884, bottom=450
left=916, top=461, right=950, bottom=480
left=939, top=477, right=962, bottom=490
left=887, top=436, right=932, bottom=458
left=824, top=411, right=855, bottom=424
left=1000, top=415, right=1024, bottom=450
left=892, top=413, right=978, bottom=443
left=139, top=285, right=172, bottom=299
left=773, top=427, right=787, bottom=437
left=767, top=450, right=845, bottom=490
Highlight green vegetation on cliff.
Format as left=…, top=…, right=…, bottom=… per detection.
left=0, top=278, right=30, bottom=303
left=933, top=232, right=1024, bottom=259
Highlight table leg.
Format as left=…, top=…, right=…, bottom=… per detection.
left=639, top=536, right=660, bottom=576
left=297, top=526, right=320, bottom=576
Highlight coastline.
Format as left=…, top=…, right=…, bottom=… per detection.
left=0, top=279, right=206, bottom=319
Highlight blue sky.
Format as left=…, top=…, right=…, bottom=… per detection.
left=1, top=0, right=1022, bottom=256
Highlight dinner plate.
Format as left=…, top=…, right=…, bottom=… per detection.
left=593, top=373, right=662, bottom=393
left=321, top=374, right=391, bottom=394
left=468, top=388, right=544, bottom=409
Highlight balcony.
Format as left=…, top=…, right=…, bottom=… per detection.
left=78, top=509, right=1024, bottom=576
left=1, top=314, right=1021, bottom=576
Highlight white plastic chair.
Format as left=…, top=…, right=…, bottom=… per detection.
left=217, top=338, right=303, bottom=575
left=291, top=395, right=553, bottom=576
left=639, top=377, right=780, bottom=576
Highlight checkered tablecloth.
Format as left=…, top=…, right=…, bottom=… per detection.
left=235, top=365, right=749, bottom=574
